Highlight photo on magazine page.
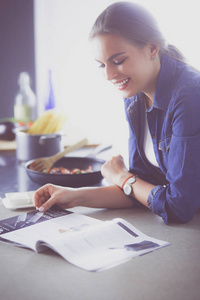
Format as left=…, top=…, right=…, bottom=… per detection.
left=0, top=205, right=72, bottom=235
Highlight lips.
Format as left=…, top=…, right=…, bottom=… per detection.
left=112, top=78, right=129, bottom=90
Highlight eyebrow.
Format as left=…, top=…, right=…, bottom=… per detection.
left=95, top=52, right=126, bottom=64
left=108, top=52, right=126, bottom=61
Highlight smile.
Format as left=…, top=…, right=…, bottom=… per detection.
left=113, top=78, right=129, bottom=89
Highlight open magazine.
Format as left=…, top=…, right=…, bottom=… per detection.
left=0, top=206, right=170, bottom=272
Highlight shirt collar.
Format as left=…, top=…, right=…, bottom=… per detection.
left=153, top=54, right=177, bottom=111
left=124, top=54, right=178, bottom=111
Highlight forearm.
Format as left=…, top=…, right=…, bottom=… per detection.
left=34, top=166, right=156, bottom=212
left=101, top=155, right=156, bottom=208
left=73, top=185, right=135, bottom=209
left=135, top=178, right=156, bottom=206
left=73, top=175, right=155, bottom=209
left=119, top=173, right=156, bottom=207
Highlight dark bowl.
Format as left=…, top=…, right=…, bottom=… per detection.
left=25, top=156, right=105, bottom=187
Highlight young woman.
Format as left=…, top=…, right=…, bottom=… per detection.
left=34, top=2, right=200, bottom=224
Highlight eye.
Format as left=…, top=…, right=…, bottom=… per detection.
left=98, top=63, right=105, bottom=69
left=113, top=57, right=127, bottom=65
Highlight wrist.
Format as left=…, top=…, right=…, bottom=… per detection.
left=120, top=174, right=137, bottom=196
left=71, top=188, right=85, bottom=207
left=73, top=187, right=95, bottom=207
left=117, top=171, right=133, bottom=187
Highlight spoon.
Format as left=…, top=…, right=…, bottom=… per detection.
left=28, top=138, right=88, bottom=172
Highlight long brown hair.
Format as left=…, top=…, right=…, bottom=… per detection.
left=89, top=1, right=185, bottom=62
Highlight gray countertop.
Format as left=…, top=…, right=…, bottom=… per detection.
left=0, top=150, right=200, bottom=300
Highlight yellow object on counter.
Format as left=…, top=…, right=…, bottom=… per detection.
left=27, top=109, right=67, bottom=135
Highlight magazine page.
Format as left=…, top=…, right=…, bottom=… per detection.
left=0, top=205, right=71, bottom=235
left=35, top=218, right=170, bottom=272
left=0, top=207, right=102, bottom=251
left=0, top=208, right=170, bottom=272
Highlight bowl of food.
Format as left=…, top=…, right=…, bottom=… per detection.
left=25, top=156, right=105, bottom=187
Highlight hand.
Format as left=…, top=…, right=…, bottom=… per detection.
left=34, top=184, right=77, bottom=212
left=101, top=155, right=130, bottom=187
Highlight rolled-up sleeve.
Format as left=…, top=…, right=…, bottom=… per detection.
left=147, top=185, right=167, bottom=222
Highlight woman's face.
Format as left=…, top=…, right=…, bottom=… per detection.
left=92, top=34, right=159, bottom=99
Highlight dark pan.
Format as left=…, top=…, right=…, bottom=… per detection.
left=25, top=156, right=105, bottom=187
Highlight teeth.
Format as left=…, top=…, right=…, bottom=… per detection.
left=115, top=79, right=129, bottom=87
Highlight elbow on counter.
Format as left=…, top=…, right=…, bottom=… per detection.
left=164, top=202, right=197, bottom=224
left=147, top=185, right=199, bottom=225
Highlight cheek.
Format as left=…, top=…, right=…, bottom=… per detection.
left=132, top=63, right=149, bottom=82
left=125, top=61, right=141, bottom=78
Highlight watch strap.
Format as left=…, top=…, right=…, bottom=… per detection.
left=120, top=175, right=136, bottom=190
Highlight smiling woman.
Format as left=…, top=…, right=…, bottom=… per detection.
left=33, top=1, right=200, bottom=225
left=34, top=0, right=200, bottom=147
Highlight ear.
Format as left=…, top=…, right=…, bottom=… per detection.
left=150, top=44, right=159, bottom=58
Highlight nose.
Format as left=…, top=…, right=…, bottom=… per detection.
left=104, top=65, right=118, bottom=81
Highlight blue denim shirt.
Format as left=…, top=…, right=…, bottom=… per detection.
left=124, top=54, right=200, bottom=224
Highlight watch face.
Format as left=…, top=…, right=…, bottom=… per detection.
left=128, top=176, right=136, bottom=184
left=123, top=183, right=132, bottom=195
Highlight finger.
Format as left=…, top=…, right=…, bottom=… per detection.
left=37, top=195, right=57, bottom=212
left=34, top=184, right=52, bottom=208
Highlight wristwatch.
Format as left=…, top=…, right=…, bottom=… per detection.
left=121, top=175, right=136, bottom=196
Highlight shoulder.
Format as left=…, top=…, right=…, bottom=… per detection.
left=176, top=63, right=200, bottom=93
left=171, top=65, right=200, bottom=111
left=154, top=55, right=200, bottom=111
left=161, top=54, right=200, bottom=90
left=166, top=58, right=200, bottom=109
left=162, top=59, right=200, bottom=136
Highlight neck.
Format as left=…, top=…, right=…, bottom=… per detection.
left=145, top=95, right=153, bottom=108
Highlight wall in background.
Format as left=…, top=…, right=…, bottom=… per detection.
left=0, top=0, right=35, bottom=119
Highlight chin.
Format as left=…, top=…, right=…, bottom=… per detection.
left=121, top=90, right=137, bottom=99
